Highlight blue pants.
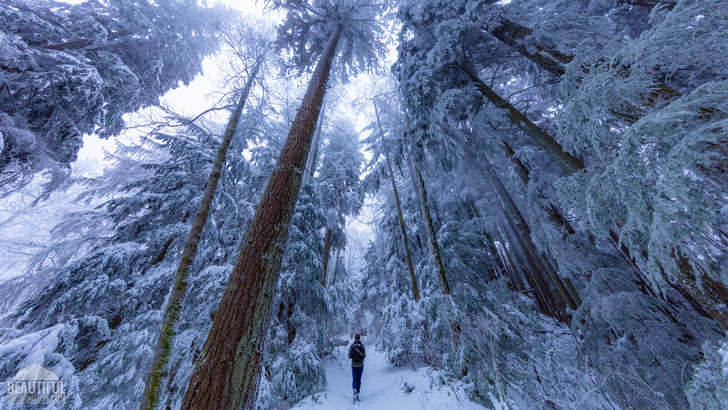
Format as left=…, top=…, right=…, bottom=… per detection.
left=352, top=367, right=364, bottom=393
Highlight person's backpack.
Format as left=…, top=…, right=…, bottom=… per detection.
left=351, top=343, right=365, bottom=362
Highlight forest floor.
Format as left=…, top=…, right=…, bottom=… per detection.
left=293, top=337, right=487, bottom=409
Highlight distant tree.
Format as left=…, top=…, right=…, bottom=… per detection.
left=374, top=103, right=419, bottom=301
left=315, top=117, right=364, bottom=286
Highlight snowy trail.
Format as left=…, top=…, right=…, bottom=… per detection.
left=293, top=338, right=486, bottom=410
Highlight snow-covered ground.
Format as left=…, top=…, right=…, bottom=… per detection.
left=293, top=338, right=486, bottom=410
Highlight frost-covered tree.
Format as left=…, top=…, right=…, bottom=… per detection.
left=232, top=112, right=360, bottom=409
left=140, top=19, right=271, bottom=410
left=153, top=92, right=313, bottom=410
left=181, top=1, right=385, bottom=407
left=687, top=339, right=728, bottom=409
left=0, top=0, right=222, bottom=193
left=374, top=0, right=728, bottom=407
left=556, top=0, right=728, bottom=329
left=0, top=176, right=100, bottom=316
left=357, top=100, right=450, bottom=367
left=257, top=183, right=328, bottom=408
left=360, top=187, right=427, bottom=366
left=0, top=117, right=258, bottom=408
left=570, top=267, right=721, bottom=409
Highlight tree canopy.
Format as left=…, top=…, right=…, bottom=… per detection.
left=1, top=0, right=727, bottom=409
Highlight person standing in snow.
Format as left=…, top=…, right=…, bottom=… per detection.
left=348, top=333, right=366, bottom=402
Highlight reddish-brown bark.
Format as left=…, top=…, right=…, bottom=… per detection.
left=501, top=226, right=556, bottom=316
left=304, top=102, right=326, bottom=184
left=140, top=54, right=265, bottom=410
left=180, top=24, right=343, bottom=410
left=487, top=18, right=570, bottom=77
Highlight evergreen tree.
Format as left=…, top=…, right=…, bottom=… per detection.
left=380, top=0, right=728, bottom=406
left=140, top=21, right=270, bottom=410
left=0, top=0, right=223, bottom=193
left=181, top=1, right=385, bottom=407
left=315, top=117, right=364, bottom=286
left=0, top=119, right=257, bottom=408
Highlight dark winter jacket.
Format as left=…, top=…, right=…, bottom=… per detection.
left=348, top=340, right=366, bottom=368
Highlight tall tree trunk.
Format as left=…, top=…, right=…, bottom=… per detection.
left=673, top=256, right=728, bottom=330
left=537, top=252, right=579, bottom=310
left=465, top=143, right=578, bottom=312
left=405, top=147, right=461, bottom=351
left=321, top=228, right=332, bottom=286
left=500, top=253, right=521, bottom=291
left=499, top=227, right=553, bottom=315
left=563, top=276, right=583, bottom=307
left=180, top=24, right=343, bottom=410
left=391, top=223, right=403, bottom=262
left=331, top=248, right=341, bottom=286
left=484, top=154, right=578, bottom=311
left=405, top=153, right=451, bottom=295
left=462, top=66, right=585, bottom=175
left=483, top=230, right=510, bottom=282
left=502, top=206, right=564, bottom=314
left=140, top=54, right=265, bottom=410
left=500, top=140, right=530, bottom=187
left=303, top=101, right=326, bottom=185
left=465, top=151, right=552, bottom=313
left=486, top=18, right=571, bottom=77
left=376, top=103, right=420, bottom=302
left=493, top=239, right=521, bottom=291
left=502, top=138, right=581, bottom=240
left=395, top=107, right=452, bottom=297
left=503, top=137, right=616, bottom=306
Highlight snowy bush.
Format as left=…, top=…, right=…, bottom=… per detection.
left=573, top=268, right=723, bottom=409
left=379, top=293, right=427, bottom=367
left=457, top=278, right=621, bottom=409
left=687, top=338, right=728, bottom=409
